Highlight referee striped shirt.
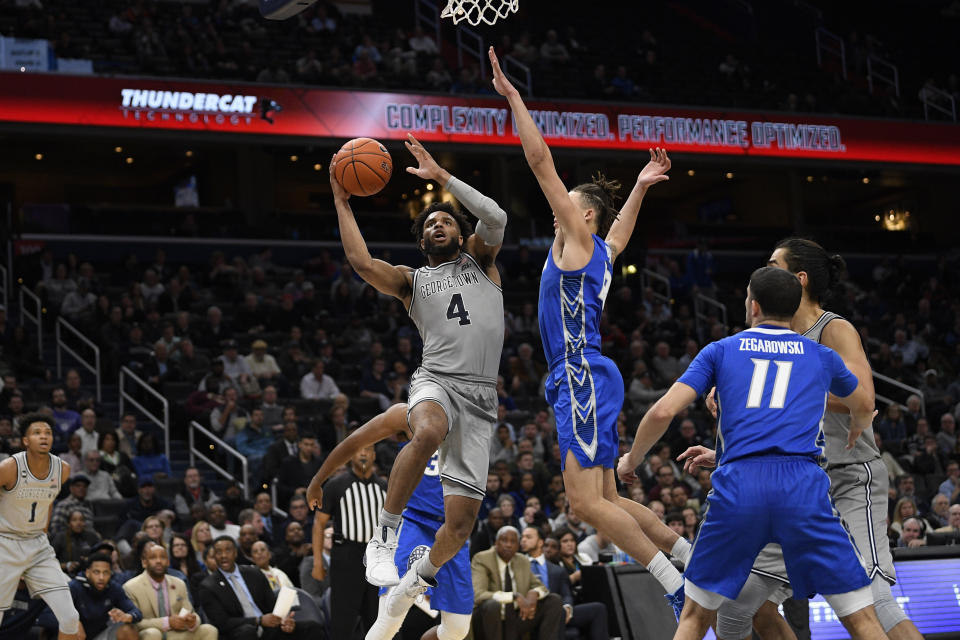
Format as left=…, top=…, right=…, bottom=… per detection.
left=320, top=468, right=387, bottom=543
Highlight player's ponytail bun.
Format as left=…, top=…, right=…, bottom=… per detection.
left=774, top=237, right=844, bottom=305
left=573, top=173, right=622, bottom=237
left=827, top=254, right=846, bottom=289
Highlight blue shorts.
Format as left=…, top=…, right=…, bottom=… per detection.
left=378, top=513, right=473, bottom=615
left=546, top=352, right=623, bottom=470
left=685, top=455, right=870, bottom=602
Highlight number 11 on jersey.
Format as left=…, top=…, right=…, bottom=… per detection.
left=746, top=359, right=793, bottom=409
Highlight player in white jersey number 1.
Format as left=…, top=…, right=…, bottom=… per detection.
left=331, top=133, right=507, bottom=630
left=0, top=414, right=84, bottom=639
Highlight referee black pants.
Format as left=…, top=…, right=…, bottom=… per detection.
left=330, top=541, right=379, bottom=640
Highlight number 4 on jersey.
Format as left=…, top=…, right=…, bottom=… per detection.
left=446, top=293, right=471, bottom=325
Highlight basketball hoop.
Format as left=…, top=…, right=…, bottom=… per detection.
left=441, top=0, right=519, bottom=26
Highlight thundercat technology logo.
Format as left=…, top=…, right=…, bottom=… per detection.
left=120, top=88, right=261, bottom=125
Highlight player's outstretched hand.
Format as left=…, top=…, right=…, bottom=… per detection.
left=636, top=147, right=671, bottom=190
left=847, top=409, right=879, bottom=450
left=705, top=387, right=718, bottom=419
left=617, top=454, right=639, bottom=485
left=404, top=134, right=450, bottom=184
left=488, top=46, right=519, bottom=98
left=677, top=445, right=716, bottom=475
left=329, top=154, right=350, bottom=202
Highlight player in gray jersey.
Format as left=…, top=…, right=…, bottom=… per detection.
left=329, top=133, right=506, bottom=634
left=691, top=239, right=921, bottom=640
left=0, top=414, right=82, bottom=639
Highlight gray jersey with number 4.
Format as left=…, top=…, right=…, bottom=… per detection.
left=408, top=252, right=504, bottom=384
left=804, top=311, right=881, bottom=466
left=0, top=452, right=63, bottom=538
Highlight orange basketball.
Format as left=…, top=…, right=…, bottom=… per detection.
left=334, top=137, right=392, bottom=197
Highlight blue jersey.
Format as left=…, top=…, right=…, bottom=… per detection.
left=402, top=444, right=444, bottom=524
left=678, top=325, right=858, bottom=465
left=538, top=234, right=613, bottom=367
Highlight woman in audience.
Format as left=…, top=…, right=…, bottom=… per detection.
left=131, top=432, right=172, bottom=479
left=557, top=530, right=592, bottom=602
left=496, top=493, right=520, bottom=529
left=140, top=515, right=168, bottom=550
left=98, top=431, right=134, bottom=476
left=170, top=533, right=205, bottom=604
left=890, top=497, right=918, bottom=536
left=191, top=519, right=213, bottom=567
left=202, top=544, right=218, bottom=573
left=52, top=510, right=100, bottom=576
left=251, top=540, right=294, bottom=590
left=59, top=432, right=83, bottom=470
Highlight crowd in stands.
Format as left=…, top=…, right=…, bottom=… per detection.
left=2, top=0, right=957, bottom=120
left=0, top=238, right=959, bottom=637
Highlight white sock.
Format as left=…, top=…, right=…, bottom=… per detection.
left=671, top=537, right=692, bottom=566
left=416, top=555, right=441, bottom=580
left=646, top=552, right=683, bottom=594
left=378, top=509, right=401, bottom=531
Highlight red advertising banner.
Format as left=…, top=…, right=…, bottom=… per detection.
left=1, top=71, right=959, bottom=165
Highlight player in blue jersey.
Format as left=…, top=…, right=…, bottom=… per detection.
left=618, top=266, right=887, bottom=640
left=490, top=46, right=693, bottom=619
left=683, top=238, right=922, bottom=640
left=307, top=404, right=472, bottom=640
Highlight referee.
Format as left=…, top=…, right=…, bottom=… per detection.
left=313, top=442, right=386, bottom=640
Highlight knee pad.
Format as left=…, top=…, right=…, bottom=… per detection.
left=716, top=601, right=756, bottom=640
left=871, top=575, right=907, bottom=632
left=437, top=611, right=472, bottom=640
left=715, top=573, right=780, bottom=640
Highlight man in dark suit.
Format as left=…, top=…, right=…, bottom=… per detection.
left=263, top=422, right=300, bottom=485
left=276, top=431, right=322, bottom=509
left=522, top=527, right=609, bottom=640
left=199, top=536, right=321, bottom=640
left=472, top=526, right=562, bottom=640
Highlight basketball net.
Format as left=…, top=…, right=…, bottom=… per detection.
left=441, top=0, right=519, bottom=26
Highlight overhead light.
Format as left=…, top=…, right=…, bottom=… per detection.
left=414, top=189, right=421, bottom=196
left=402, top=193, right=408, bottom=200
left=626, top=264, right=638, bottom=274
left=114, top=146, right=123, bottom=153
left=725, top=172, right=734, bottom=180
left=862, top=177, right=870, bottom=184
left=34, top=153, right=43, bottom=161
left=289, top=155, right=298, bottom=162
left=125, top=157, right=134, bottom=164
left=185, top=150, right=194, bottom=157
left=806, top=175, right=814, bottom=182
left=879, top=208, right=911, bottom=231
left=426, top=183, right=434, bottom=191
left=313, top=163, right=322, bottom=171
left=687, top=169, right=695, bottom=176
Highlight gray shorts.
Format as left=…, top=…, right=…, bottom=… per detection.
left=0, top=534, right=70, bottom=610
left=747, top=543, right=792, bottom=599
left=407, top=368, right=497, bottom=500
left=827, top=457, right=896, bottom=583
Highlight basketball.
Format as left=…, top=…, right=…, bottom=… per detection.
left=334, top=137, right=393, bottom=197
